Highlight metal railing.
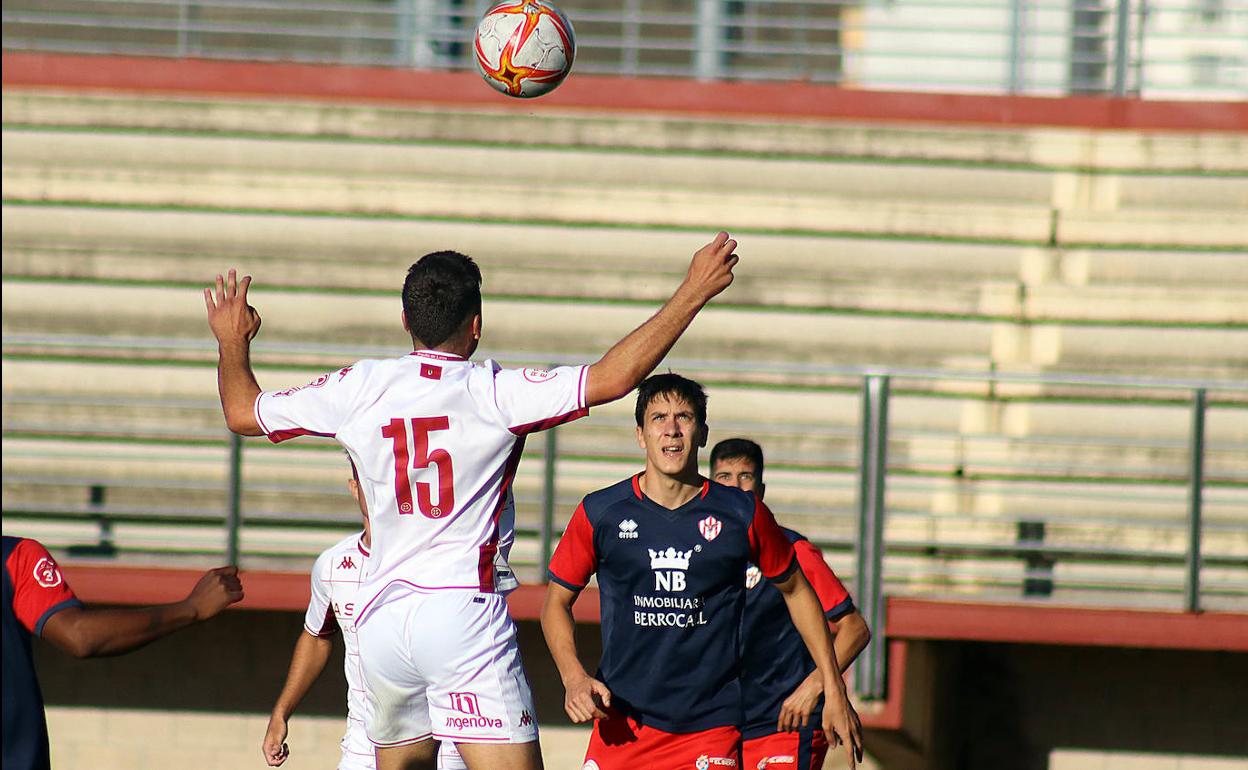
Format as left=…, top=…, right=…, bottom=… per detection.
left=4, top=339, right=1247, bottom=699
left=3, top=0, right=1245, bottom=98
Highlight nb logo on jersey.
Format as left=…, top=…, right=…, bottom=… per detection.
left=649, top=547, right=692, bottom=592
left=338, top=556, right=357, bottom=570
left=618, top=519, right=639, bottom=539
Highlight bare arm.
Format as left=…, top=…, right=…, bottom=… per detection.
left=205, top=269, right=264, bottom=435
left=540, top=583, right=611, bottom=723
left=778, top=609, right=872, bottom=732
left=263, top=630, right=335, bottom=767
left=774, top=569, right=864, bottom=768
left=40, top=566, right=244, bottom=659
left=584, top=232, right=739, bottom=406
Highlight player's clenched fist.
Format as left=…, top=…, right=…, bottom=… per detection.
left=185, top=565, right=245, bottom=621
left=563, top=673, right=612, bottom=723
left=680, top=231, right=739, bottom=304
left=262, top=714, right=291, bottom=767
left=204, top=269, right=262, bottom=346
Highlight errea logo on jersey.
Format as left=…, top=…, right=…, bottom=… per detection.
left=618, top=519, right=639, bottom=539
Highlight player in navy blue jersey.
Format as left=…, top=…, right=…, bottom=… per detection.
left=710, top=438, right=871, bottom=770
left=541, top=374, right=863, bottom=770
left=2, top=536, right=242, bottom=770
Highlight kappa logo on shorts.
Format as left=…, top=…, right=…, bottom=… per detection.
left=696, top=755, right=737, bottom=770
left=519, top=709, right=533, bottom=727
left=33, top=557, right=63, bottom=588
left=618, top=519, right=639, bottom=539
left=698, top=515, right=722, bottom=542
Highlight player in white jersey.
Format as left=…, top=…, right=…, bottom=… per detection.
left=206, top=232, right=740, bottom=770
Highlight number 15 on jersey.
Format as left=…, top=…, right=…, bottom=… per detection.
left=382, top=417, right=455, bottom=518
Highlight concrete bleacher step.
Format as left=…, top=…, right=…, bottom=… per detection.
left=5, top=128, right=1246, bottom=248
left=5, top=205, right=1248, bottom=324
left=8, top=278, right=1247, bottom=378
left=6, top=89, right=1247, bottom=173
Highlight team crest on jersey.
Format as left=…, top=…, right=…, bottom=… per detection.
left=618, top=519, right=639, bottom=539
left=522, top=367, right=557, bottom=383
left=698, top=515, right=722, bottom=542
left=745, top=565, right=762, bottom=589
left=273, top=373, right=331, bottom=397
left=33, top=557, right=63, bottom=588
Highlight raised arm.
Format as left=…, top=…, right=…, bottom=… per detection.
left=40, top=566, right=243, bottom=658
left=584, top=232, right=739, bottom=406
left=205, top=269, right=264, bottom=435
left=773, top=569, right=864, bottom=769
left=263, top=630, right=335, bottom=767
left=540, top=583, right=611, bottom=723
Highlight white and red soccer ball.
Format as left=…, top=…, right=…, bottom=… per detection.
left=473, top=0, right=576, bottom=98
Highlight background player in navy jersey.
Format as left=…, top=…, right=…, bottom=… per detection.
left=710, top=438, right=871, bottom=770
left=542, top=374, right=863, bottom=770
left=2, top=536, right=243, bottom=770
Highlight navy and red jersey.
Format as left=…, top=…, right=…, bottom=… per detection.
left=740, top=528, right=854, bottom=740
left=3, top=536, right=83, bottom=770
left=548, top=475, right=798, bottom=734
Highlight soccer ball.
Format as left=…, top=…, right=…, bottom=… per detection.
left=473, top=0, right=576, bottom=98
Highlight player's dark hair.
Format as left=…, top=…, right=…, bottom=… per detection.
left=634, top=373, right=708, bottom=428
left=402, top=251, right=482, bottom=348
left=710, top=437, right=765, bottom=482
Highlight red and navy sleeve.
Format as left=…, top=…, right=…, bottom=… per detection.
left=7, top=539, right=82, bottom=637
left=793, top=538, right=855, bottom=620
left=547, top=502, right=597, bottom=591
left=748, top=499, right=799, bottom=582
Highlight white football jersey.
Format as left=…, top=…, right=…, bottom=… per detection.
left=306, top=532, right=373, bottom=764
left=258, top=351, right=587, bottom=620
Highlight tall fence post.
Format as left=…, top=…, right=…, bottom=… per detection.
left=1184, top=388, right=1206, bottom=612
left=854, top=374, right=890, bottom=700
left=226, top=433, right=243, bottom=567
left=695, top=0, right=725, bottom=80
left=1112, top=0, right=1132, bottom=95
left=1007, top=0, right=1027, bottom=93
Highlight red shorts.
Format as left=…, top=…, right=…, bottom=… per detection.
left=740, top=727, right=828, bottom=770
left=584, top=712, right=741, bottom=770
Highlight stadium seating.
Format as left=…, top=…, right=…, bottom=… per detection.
left=3, top=87, right=1246, bottom=608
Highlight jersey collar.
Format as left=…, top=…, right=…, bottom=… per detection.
left=631, top=473, right=711, bottom=519
left=408, top=350, right=469, bottom=362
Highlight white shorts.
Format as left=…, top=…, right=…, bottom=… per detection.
left=358, top=590, right=539, bottom=748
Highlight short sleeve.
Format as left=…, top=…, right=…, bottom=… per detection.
left=547, top=503, right=597, bottom=591
left=793, top=539, right=854, bottom=619
left=303, top=553, right=339, bottom=637
left=7, top=539, right=82, bottom=636
left=255, top=363, right=365, bottom=444
left=492, top=364, right=588, bottom=435
left=748, top=499, right=798, bottom=582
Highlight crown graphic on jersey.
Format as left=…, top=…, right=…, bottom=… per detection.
left=648, top=547, right=693, bottom=571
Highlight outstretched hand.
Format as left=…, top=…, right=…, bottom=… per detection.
left=205, top=269, right=262, bottom=346
left=186, top=565, right=245, bottom=621
left=680, top=231, right=739, bottom=305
